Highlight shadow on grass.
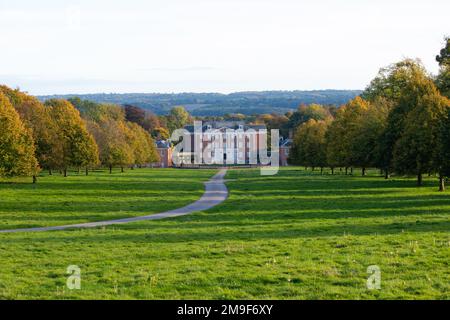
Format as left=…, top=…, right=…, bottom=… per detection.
left=1, top=219, right=448, bottom=245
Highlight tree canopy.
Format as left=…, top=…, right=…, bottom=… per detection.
left=0, top=92, right=39, bottom=179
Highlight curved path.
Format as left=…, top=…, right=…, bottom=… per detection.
left=0, top=169, right=228, bottom=234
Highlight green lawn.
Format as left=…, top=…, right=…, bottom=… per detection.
left=0, top=167, right=448, bottom=299
left=0, top=168, right=213, bottom=229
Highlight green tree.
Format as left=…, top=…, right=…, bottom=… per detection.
left=394, top=89, right=450, bottom=187
left=289, top=119, right=329, bottom=172
left=436, top=37, right=450, bottom=67
left=46, top=99, right=99, bottom=176
left=363, top=59, right=437, bottom=180
left=435, top=105, right=450, bottom=191
left=436, top=37, right=450, bottom=98
left=0, top=92, right=39, bottom=182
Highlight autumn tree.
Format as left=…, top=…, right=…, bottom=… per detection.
left=124, top=104, right=146, bottom=124
left=325, top=97, right=368, bottom=174
left=124, top=122, right=159, bottom=167
left=70, top=98, right=125, bottom=123
left=0, top=92, right=39, bottom=182
left=344, top=97, right=392, bottom=176
left=166, top=106, right=191, bottom=133
left=288, top=104, right=331, bottom=130
left=0, top=86, right=60, bottom=174
left=124, top=104, right=162, bottom=134
left=255, top=113, right=290, bottom=138
left=152, top=127, right=170, bottom=140
left=87, top=119, right=133, bottom=173
left=45, top=99, right=99, bottom=176
left=289, top=119, right=329, bottom=172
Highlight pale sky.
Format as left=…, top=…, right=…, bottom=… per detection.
left=0, top=0, right=449, bottom=95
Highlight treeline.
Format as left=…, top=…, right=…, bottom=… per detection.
left=289, top=38, right=450, bottom=191
left=37, top=90, right=361, bottom=116
left=0, top=86, right=161, bottom=182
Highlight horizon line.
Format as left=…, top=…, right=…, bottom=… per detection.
left=34, top=88, right=364, bottom=97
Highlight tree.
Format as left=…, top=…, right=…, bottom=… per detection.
left=255, top=113, right=290, bottom=138
left=0, top=86, right=60, bottom=173
left=325, top=110, right=347, bottom=172
left=166, top=106, right=191, bottom=133
left=325, top=97, right=368, bottom=173
left=435, top=105, right=450, bottom=191
left=124, top=122, right=159, bottom=167
left=288, top=104, right=331, bottom=130
left=0, top=92, right=39, bottom=182
left=124, top=104, right=146, bottom=125
left=363, top=59, right=437, bottom=181
left=289, top=119, right=329, bottom=172
left=87, top=119, right=133, bottom=173
left=71, top=98, right=125, bottom=123
left=152, top=127, right=170, bottom=140
left=346, top=97, right=391, bottom=176
left=45, top=99, right=99, bottom=176
left=394, top=90, right=450, bottom=187
left=436, top=37, right=450, bottom=98
left=124, top=104, right=162, bottom=134
left=436, top=37, right=450, bottom=67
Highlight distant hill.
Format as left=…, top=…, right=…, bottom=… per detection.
left=37, top=90, right=362, bottom=116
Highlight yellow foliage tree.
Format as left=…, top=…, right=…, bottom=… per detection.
left=0, top=92, right=40, bottom=182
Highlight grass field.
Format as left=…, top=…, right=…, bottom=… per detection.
left=0, top=167, right=448, bottom=299
left=0, top=169, right=213, bottom=229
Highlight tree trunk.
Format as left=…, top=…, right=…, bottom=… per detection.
left=64, top=169, right=67, bottom=177
left=48, top=169, right=52, bottom=176
left=77, top=167, right=80, bottom=174
left=345, top=167, right=348, bottom=175
left=32, top=175, right=37, bottom=184
left=312, top=167, right=315, bottom=171
left=439, top=175, right=445, bottom=192
left=350, top=167, right=353, bottom=175
left=417, top=173, right=422, bottom=186
left=384, top=168, right=390, bottom=180
left=121, top=166, right=124, bottom=173
left=331, top=167, right=334, bottom=175
left=131, top=166, right=134, bottom=170
left=305, top=166, right=308, bottom=171
left=109, top=165, right=112, bottom=174
left=85, top=167, right=89, bottom=176
left=320, top=167, right=323, bottom=175
left=362, top=167, right=366, bottom=176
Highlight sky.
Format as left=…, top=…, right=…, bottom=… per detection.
left=0, top=0, right=449, bottom=95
